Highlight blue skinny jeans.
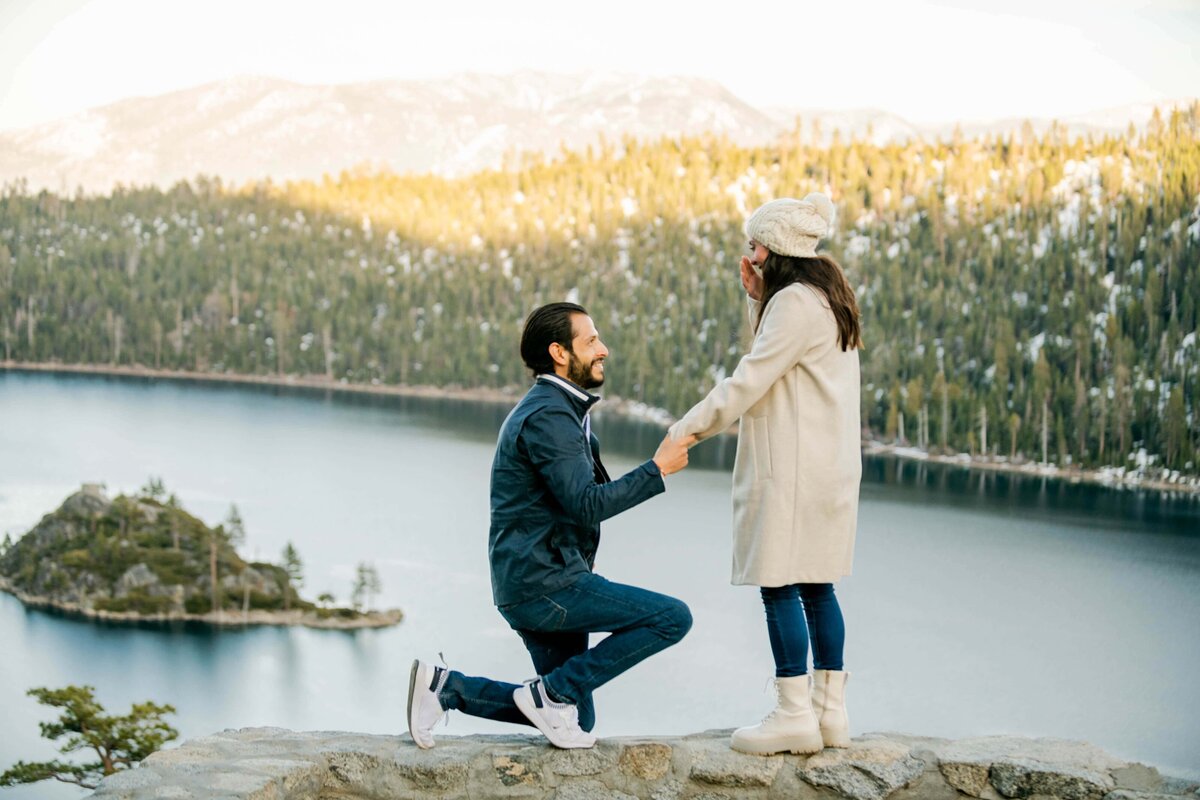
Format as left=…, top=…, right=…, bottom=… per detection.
left=437, top=572, right=692, bottom=732
left=761, top=583, right=845, bottom=678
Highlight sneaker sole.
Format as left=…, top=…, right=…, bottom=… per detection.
left=512, top=686, right=595, bottom=749
left=407, top=659, right=432, bottom=749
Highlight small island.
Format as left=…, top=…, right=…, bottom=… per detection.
left=0, top=483, right=401, bottom=629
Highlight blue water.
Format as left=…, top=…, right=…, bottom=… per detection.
left=1, top=371, right=1197, bottom=798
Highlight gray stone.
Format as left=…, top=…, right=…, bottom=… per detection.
left=222, top=567, right=280, bottom=597
left=688, top=754, right=780, bottom=788
left=547, top=745, right=618, bottom=776
left=934, top=736, right=1122, bottom=800
left=391, top=746, right=471, bottom=791
left=208, top=772, right=273, bottom=793
left=687, top=738, right=782, bottom=788
left=554, top=779, right=638, bottom=800
left=64, top=485, right=112, bottom=516
left=648, top=778, right=684, bottom=800
left=990, top=759, right=1112, bottom=799
left=1159, top=776, right=1200, bottom=795
left=797, top=740, right=925, bottom=800
left=116, top=564, right=162, bottom=597
left=888, top=769, right=963, bottom=800
left=235, top=758, right=324, bottom=797
left=324, top=750, right=385, bottom=791
left=92, top=768, right=164, bottom=793
left=1112, top=766, right=1164, bottom=793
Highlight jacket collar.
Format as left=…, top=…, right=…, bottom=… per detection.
left=536, top=373, right=601, bottom=414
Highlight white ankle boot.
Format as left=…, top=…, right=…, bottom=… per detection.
left=812, top=669, right=850, bottom=748
left=730, top=674, right=824, bottom=755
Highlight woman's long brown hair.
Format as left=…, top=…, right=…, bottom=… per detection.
left=755, top=252, right=862, bottom=351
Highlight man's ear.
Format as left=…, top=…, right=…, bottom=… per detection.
left=549, top=342, right=569, bottom=368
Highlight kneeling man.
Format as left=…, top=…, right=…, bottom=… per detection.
left=408, top=302, right=694, bottom=749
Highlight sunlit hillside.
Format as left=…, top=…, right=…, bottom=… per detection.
left=1, top=105, right=1197, bottom=478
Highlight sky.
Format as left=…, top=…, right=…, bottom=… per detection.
left=0, top=0, right=1197, bottom=132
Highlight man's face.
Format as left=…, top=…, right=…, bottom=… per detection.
left=565, top=313, right=608, bottom=389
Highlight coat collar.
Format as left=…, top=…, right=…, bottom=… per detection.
left=536, top=373, right=601, bottom=415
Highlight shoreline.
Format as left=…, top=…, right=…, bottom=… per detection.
left=861, top=441, right=1200, bottom=496
left=0, top=577, right=403, bottom=630
left=3, top=359, right=1197, bottom=496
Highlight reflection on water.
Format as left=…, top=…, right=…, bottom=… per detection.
left=861, top=456, right=1200, bottom=538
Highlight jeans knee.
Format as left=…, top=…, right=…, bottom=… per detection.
left=659, top=598, right=692, bottom=642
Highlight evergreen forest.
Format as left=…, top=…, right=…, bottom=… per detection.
left=1, top=106, right=1197, bottom=478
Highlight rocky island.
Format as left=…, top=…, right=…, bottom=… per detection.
left=0, top=484, right=401, bottom=629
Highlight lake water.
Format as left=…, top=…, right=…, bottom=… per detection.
left=1, top=371, right=1198, bottom=797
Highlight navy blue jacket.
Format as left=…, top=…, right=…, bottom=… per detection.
left=489, top=374, right=666, bottom=606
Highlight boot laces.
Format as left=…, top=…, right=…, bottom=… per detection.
left=759, top=677, right=782, bottom=724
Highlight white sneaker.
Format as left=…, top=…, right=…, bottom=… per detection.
left=512, top=679, right=597, bottom=749
left=407, top=659, right=448, bottom=749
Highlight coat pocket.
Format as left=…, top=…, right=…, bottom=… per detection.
left=750, top=415, right=774, bottom=481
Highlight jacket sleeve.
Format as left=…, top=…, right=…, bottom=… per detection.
left=669, top=286, right=823, bottom=443
left=523, top=409, right=665, bottom=527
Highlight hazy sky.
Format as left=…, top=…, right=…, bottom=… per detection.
left=0, top=0, right=1197, bottom=132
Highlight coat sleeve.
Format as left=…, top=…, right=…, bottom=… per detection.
left=523, top=408, right=665, bottom=527
left=669, top=286, right=823, bottom=443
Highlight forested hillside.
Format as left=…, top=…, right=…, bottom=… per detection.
left=2, top=106, right=1197, bottom=477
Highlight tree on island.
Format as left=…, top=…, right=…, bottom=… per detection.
left=200, top=504, right=245, bottom=615
left=351, top=562, right=382, bottom=612
left=224, top=505, right=248, bottom=615
left=317, top=591, right=335, bottom=609
left=282, top=541, right=303, bottom=611
left=139, top=476, right=166, bottom=502
left=0, top=685, right=177, bottom=790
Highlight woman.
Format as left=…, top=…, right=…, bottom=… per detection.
left=669, top=192, right=862, bottom=755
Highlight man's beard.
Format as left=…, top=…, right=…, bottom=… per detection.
left=567, top=352, right=604, bottom=389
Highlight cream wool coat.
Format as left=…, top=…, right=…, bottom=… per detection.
left=669, top=283, right=861, bottom=586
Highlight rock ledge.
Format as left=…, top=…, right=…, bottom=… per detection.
left=88, top=728, right=1198, bottom=800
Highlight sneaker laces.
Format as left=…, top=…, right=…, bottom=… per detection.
left=433, top=652, right=452, bottom=728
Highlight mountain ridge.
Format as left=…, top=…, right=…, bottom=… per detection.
left=0, top=71, right=1193, bottom=193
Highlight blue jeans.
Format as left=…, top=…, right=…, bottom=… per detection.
left=438, top=573, right=692, bottom=732
left=761, top=583, right=845, bottom=678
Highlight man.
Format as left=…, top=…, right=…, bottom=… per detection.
left=407, top=301, right=695, bottom=749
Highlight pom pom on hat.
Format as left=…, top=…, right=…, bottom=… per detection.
left=744, top=192, right=835, bottom=258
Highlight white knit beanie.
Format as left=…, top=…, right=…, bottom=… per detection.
left=744, top=192, right=835, bottom=258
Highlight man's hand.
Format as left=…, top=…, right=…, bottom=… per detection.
left=654, top=433, right=695, bottom=476
left=740, top=255, right=764, bottom=301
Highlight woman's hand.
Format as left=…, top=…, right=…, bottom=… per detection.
left=654, top=433, right=696, bottom=475
left=740, top=255, right=764, bottom=301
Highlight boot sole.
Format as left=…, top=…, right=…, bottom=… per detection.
left=822, top=730, right=851, bottom=748
left=731, top=734, right=824, bottom=756
left=407, top=659, right=433, bottom=750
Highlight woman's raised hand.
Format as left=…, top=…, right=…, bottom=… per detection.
left=740, top=256, right=764, bottom=301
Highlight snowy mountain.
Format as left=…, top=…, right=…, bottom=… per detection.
left=0, top=73, right=1192, bottom=193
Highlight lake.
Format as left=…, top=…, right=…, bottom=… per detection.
left=1, top=371, right=1197, bottom=798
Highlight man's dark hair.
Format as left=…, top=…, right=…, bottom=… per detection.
left=520, top=302, right=587, bottom=376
